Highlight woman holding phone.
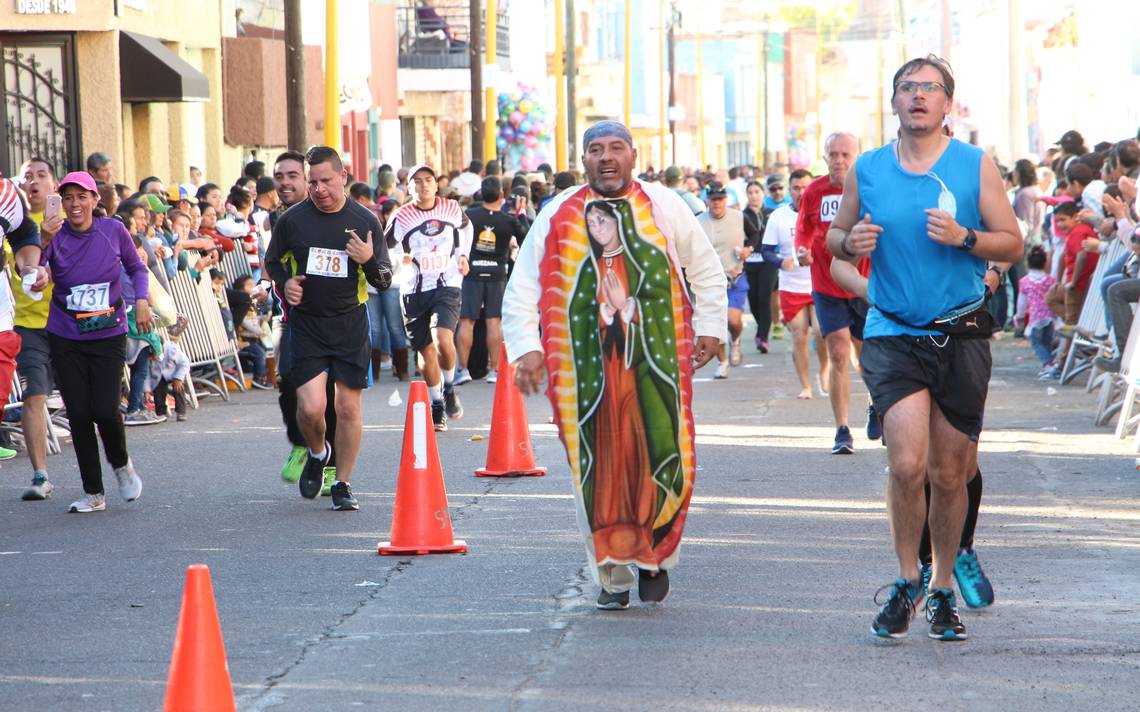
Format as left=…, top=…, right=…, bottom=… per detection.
left=40, top=171, right=152, bottom=513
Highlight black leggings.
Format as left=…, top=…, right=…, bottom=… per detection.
left=919, top=469, right=982, bottom=565
left=49, top=334, right=130, bottom=495
left=278, top=373, right=338, bottom=466
left=744, top=262, right=779, bottom=341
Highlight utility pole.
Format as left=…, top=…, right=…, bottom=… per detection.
left=762, top=15, right=769, bottom=166
left=284, top=0, right=306, bottom=150
left=566, top=0, right=577, bottom=170
left=1008, top=0, right=1026, bottom=160
left=483, top=0, right=497, bottom=164
left=324, top=0, right=339, bottom=149
left=623, top=0, right=632, bottom=129
left=470, top=0, right=484, bottom=162
left=667, top=3, right=676, bottom=165
left=658, top=0, right=666, bottom=171
left=554, top=0, right=568, bottom=170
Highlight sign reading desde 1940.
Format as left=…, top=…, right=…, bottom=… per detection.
left=16, top=0, right=77, bottom=14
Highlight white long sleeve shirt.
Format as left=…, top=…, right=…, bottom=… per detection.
left=502, top=179, right=728, bottom=363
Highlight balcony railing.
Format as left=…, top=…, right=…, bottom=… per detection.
left=397, top=6, right=509, bottom=70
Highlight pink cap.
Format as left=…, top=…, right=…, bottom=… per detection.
left=58, top=171, right=98, bottom=194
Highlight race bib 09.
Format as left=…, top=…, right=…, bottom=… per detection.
left=66, top=282, right=111, bottom=312
left=307, top=247, right=349, bottom=278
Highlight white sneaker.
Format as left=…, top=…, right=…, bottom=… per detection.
left=114, top=460, right=143, bottom=502
left=730, top=339, right=743, bottom=367
left=21, top=474, right=54, bottom=501
left=68, top=493, right=106, bottom=513
left=816, top=374, right=829, bottom=397
left=485, top=369, right=498, bottom=384
left=714, top=362, right=729, bottom=379
left=454, top=368, right=473, bottom=386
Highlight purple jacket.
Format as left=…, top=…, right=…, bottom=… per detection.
left=42, top=217, right=150, bottom=340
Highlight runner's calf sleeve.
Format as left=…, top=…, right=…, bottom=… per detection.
left=960, top=469, right=982, bottom=550
left=324, top=376, right=338, bottom=468
left=279, top=376, right=307, bottom=448
left=918, top=468, right=983, bottom=565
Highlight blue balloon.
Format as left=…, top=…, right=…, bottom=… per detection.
left=518, top=120, right=532, bottom=135
left=496, top=137, right=508, bottom=151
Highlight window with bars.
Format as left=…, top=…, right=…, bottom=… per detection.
left=0, top=35, right=80, bottom=178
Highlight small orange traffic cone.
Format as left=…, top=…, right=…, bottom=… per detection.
left=378, top=381, right=467, bottom=555
left=163, top=564, right=236, bottom=712
left=477, top=345, right=546, bottom=478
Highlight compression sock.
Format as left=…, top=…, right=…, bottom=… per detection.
left=961, top=469, right=983, bottom=550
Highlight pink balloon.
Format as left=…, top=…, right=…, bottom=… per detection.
left=525, top=134, right=538, bottom=149
left=509, top=111, right=523, bottom=127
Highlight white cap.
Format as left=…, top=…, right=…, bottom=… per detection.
left=408, top=164, right=436, bottom=181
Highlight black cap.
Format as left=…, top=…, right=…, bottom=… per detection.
left=1056, top=130, right=1084, bottom=150
left=765, top=174, right=784, bottom=188
left=706, top=181, right=727, bottom=198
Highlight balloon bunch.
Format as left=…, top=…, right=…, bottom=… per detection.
left=496, top=82, right=552, bottom=171
left=785, top=123, right=812, bottom=170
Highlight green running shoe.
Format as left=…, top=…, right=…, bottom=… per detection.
left=321, top=467, right=336, bottom=497
left=281, top=446, right=307, bottom=483
left=0, top=446, right=17, bottom=461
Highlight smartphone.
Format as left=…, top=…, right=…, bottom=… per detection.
left=45, top=194, right=62, bottom=220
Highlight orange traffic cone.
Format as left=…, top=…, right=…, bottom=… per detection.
left=476, top=345, right=546, bottom=478
left=163, top=564, right=236, bottom=712
left=378, top=381, right=468, bottom=555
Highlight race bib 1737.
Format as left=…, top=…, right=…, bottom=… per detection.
left=66, top=282, right=110, bottom=312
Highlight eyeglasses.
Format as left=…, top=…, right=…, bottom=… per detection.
left=895, top=81, right=947, bottom=96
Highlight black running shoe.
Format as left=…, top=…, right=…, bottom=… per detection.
left=444, top=385, right=463, bottom=420
left=330, top=481, right=359, bottom=511
left=596, top=589, right=630, bottom=610
left=866, top=404, right=883, bottom=441
left=638, top=569, right=670, bottom=603
left=431, top=399, right=447, bottom=432
left=926, top=588, right=968, bottom=641
left=299, top=445, right=330, bottom=499
left=832, top=425, right=855, bottom=454
left=871, top=578, right=920, bottom=638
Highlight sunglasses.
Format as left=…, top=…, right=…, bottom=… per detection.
left=895, top=81, right=947, bottom=96
left=768, top=186, right=784, bottom=193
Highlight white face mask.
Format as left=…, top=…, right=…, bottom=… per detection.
left=928, top=170, right=957, bottom=218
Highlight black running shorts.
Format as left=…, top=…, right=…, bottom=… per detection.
left=459, top=279, right=507, bottom=320
left=288, top=306, right=371, bottom=389
left=403, top=286, right=462, bottom=351
left=860, top=335, right=991, bottom=441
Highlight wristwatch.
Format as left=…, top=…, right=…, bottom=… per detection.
left=960, top=228, right=978, bottom=252
left=987, top=265, right=1005, bottom=285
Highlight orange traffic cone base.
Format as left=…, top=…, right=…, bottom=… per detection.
left=378, top=539, right=468, bottom=555
left=475, top=465, right=546, bottom=478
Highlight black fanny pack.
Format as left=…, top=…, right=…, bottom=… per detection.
left=877, top=299, right=994, bottom=340
left=54, top=296, right=123, bottom=335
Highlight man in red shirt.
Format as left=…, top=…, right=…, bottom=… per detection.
left=795, top=132, right=873, bottom=454
left=1045, top=201, right=1099, bottom=324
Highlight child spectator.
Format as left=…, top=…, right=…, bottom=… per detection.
left=152, top=316, right=191, bottom=421
left=1045, top=201, right=1099, bottom=324
left=124, top=248, right=165, bottom=426
left=227, top=275, right=272, bottom=389
left=1015, top=246, right=1058, bottom=378
left=210, top=268, right=235, bottom=338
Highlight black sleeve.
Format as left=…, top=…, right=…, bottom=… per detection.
left=263, top=212, right=292, bottom=296
left=509, top=214, right=528, bottom=242
left=359, top=211, right=393, bottom=291
left=744, top=212, right=762, bottom=250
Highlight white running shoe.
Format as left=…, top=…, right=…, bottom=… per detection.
left=114, top=460, right=143, bottom=502
left=714, top=361, right=729, bottom=379
left=21, top=474, right=54, bottom=501
left=68, top=493, right=106, bottom=513
left=454, top=368, right=473, bottom=386
left=730, top=339, right=743, bottom=367
left=485, top=369, right=498, bottom=384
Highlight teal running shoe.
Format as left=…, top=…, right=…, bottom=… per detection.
left=953, top=547, right=994, bottom=609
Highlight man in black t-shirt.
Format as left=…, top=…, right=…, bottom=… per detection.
left=265, top=146, right=392, bottom=511
left=455, top=176, right=528, bottom=385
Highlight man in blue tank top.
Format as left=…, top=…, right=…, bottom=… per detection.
left=826, top=56, right=1024, bottom=642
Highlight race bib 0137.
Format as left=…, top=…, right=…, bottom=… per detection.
left=307, top=247, right=349, bottom=278
left=66, top=282, right=111, bottom=312
left=418, top=248, right=451, bottom=275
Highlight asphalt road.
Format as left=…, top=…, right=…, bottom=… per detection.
left=1, top=334, right=1137, bottom=711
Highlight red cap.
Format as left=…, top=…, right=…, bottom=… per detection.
left=59, top=171, right=98, bottom=194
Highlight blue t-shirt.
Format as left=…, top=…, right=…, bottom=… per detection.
left=857, top=138, right=987, bottom=338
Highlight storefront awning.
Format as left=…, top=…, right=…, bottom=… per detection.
left=119, top=30, right=210, bottom=102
